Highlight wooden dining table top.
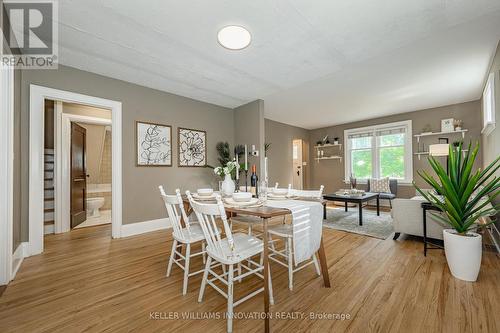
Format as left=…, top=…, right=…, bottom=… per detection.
left=182, top=195, right=325, bottom=219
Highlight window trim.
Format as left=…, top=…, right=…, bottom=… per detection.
left=482, top=72, right=496, bottom=136
left=344, top=120, right=413, bottom=184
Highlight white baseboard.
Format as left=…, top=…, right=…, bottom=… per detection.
left=121, top=218, right=171, bottom=238
left=11, top=242, right=28, bottom=281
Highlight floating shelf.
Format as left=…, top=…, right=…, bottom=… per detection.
left=315, top=156, right=342, bottom=162
left=314, top=143, right=342, bottom=149
left=414, top=149, right=469, bottom=160
left=414, top=129, right=468, bottom=142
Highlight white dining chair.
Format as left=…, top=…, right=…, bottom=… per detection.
left=160, top=186, right=209, bottom=295
left=186, top=191, right=274, bottom=333
left=267, top=185, right=324, bottom=290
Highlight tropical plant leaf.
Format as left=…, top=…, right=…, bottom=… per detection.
left=414, top=142, right=499, bottom=233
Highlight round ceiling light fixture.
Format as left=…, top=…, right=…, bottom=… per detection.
left=217, top=25, right=251, bottom=50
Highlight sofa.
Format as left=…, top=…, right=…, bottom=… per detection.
left=392, top=187, right=494, bottom=240
left=392, top=195, right=445, bottom=240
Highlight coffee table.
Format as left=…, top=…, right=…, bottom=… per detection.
left=323, top=192, right=380, bottom=226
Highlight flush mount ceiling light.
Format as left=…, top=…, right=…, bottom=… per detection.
left=217, top=25, right=251, bottom=50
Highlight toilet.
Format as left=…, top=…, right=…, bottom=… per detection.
left=86, top=197, right=105, bottom=217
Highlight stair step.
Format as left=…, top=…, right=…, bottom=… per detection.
left=44, top=187, right=54, bottom=190
left=44, top=161, right=54, bottom=164
left=44, top=208, right=54, bottom=213
left=44, top=197, right=54, bottom=201
left=44, top=220, right=54, bottom=226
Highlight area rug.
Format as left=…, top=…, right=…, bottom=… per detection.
left=323, top=207, right=394, bottom=240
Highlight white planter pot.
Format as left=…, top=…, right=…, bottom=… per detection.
left=221, top=174, right=235, bottom=196
left=443, top=229, right=482, bottom=282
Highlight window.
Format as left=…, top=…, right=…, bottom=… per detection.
left=345, top=120, right=413, bottom=183
left=482, top=72, right=496, bottom=136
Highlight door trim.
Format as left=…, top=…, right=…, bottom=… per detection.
left=29, top=85, right=122, bottom=256
left=59, top=113, right=111, bottom=233
left=0, top=65, right=14, bottom=284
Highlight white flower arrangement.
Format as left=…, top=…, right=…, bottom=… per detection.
left=214, top=161, right=239, bottom=177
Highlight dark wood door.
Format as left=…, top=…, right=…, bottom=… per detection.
left=71, top=123, right=87, bottom=228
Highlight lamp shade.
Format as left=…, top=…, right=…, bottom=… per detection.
left=429, top=143, right=449, bottom=157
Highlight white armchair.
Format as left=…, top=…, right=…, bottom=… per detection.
left=392, top=195, right=445, bottom=240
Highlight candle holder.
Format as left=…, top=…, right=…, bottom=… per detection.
left=244, top=169, right=249, bottom=192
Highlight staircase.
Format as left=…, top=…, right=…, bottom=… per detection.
left=44, top=149, right=55, bottom=234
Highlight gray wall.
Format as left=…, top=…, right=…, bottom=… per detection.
left=308, top=101, right=483, bottom=197
left=481, top=41, right=500, bottom=217
left=264, top=119, right=311, bottom=188
left=17, top=65, right=234, bottom=239
left=481, top=42, right=500, bottom=182
left=234, top=100, right=265, bottom=176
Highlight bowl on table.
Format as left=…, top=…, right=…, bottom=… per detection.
left=272, top=188, right=288, bottom=196
left=232, top=192, right=252, bottom=202
left=197, top=188, right=214, bottom=196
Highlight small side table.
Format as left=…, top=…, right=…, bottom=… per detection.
left=421, top=202, right=444, bottom=256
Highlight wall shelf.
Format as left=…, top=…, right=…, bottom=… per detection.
left=315, top=156, right=342, bottom=162
left=314, top=143, right=342, bottom=149
left=414, top=149, right=469, bottom=160
left=414, top=129, right=468, bottom=142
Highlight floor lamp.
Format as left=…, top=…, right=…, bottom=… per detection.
left=429, top=137, right=449, bottom=174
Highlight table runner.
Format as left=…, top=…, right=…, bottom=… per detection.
left=265, top=200, right=323, bottom=265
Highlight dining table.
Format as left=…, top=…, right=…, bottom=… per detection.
left=181, top=196, right=331, bottom=333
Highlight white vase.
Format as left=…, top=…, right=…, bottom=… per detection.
left=443, top=229, right=482, bottom=282
left=221, top=174, right=235, bottom=196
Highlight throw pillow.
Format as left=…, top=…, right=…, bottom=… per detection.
left=370, top=177, right=391, bottom=193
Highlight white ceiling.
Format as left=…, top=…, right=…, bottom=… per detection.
left=57, top=0, right=500, bottom=129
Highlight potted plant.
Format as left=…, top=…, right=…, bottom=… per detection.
left=214, top=161, right=239, bottom=196
left=414, top=142, right=499, bottom=281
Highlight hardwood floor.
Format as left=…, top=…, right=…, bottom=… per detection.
left=0, top=224, right=499, bottom=333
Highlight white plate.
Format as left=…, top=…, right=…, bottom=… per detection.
left=192, top=193, right=218, bottom=200
left=224, top=197, right=260, bottom=206
left=267, top=194, right=297, bottom=200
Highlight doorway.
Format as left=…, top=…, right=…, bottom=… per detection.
left=29, top=85, right=122, bottom=256
left=292, top=139, right=304, bottom=190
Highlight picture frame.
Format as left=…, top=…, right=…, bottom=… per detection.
left=178, top=127, right=207, bottom=167
left=441, top=118, right=454, bottom=133
left=135, top=121, right=172, bottom=166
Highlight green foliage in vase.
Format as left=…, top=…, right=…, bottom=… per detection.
left=413, top=142, right=499, bottom=234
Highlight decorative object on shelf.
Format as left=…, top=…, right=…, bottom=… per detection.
left=333, top=137, right=340, bottom=145
left=421, top=123, right=432, bottom=134
left=178, top=127, right=207, bottom=167
left=414, top=142, right=499, bottom=282
left=136, top=121, right=172, bottom=166
left=317, top=149, right=321, bottom=158
left=264, top=142, right=271, bottom=157
left=320, top=150, right=324, bottom=157
left=214, top=161, right=239, bottom=196
left=441, top=118, right=454, bottom=132
left=322, top=135, right=329, bottom=145
left=453, top=119, right=463, bottom=131
left=349, top=174, right=357, bottom=189
left=316, top=140, right=322, bottom=146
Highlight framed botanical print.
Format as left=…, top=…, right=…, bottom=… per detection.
left=178, top=127, right=207, bottom=167
left=136, top=121, right=172, bottom=166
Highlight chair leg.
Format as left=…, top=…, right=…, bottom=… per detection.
left=166, top=240, right=177, bottom=277
left=268, top=233, right=275, bottom=251
left=393, top=232, right=400, bottom=240
left=227, top=264, right=234, bottom=333
left=312, top=254, right=321, bottom=276
left=389, top=199, right=392, bottom=208
left=202, top=242, right=206, bottom=264
left=248, top=224, right=252, bottom=235
left=198, top=256, right=211, bottom=302
left=182, top=243, right=191, bottom=295
left=237, top=263, right=242, bottom=283
left=287, top=237, right=293, bottom=291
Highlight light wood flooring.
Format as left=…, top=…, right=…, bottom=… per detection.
left=0, top=222, right=499, bottom=333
